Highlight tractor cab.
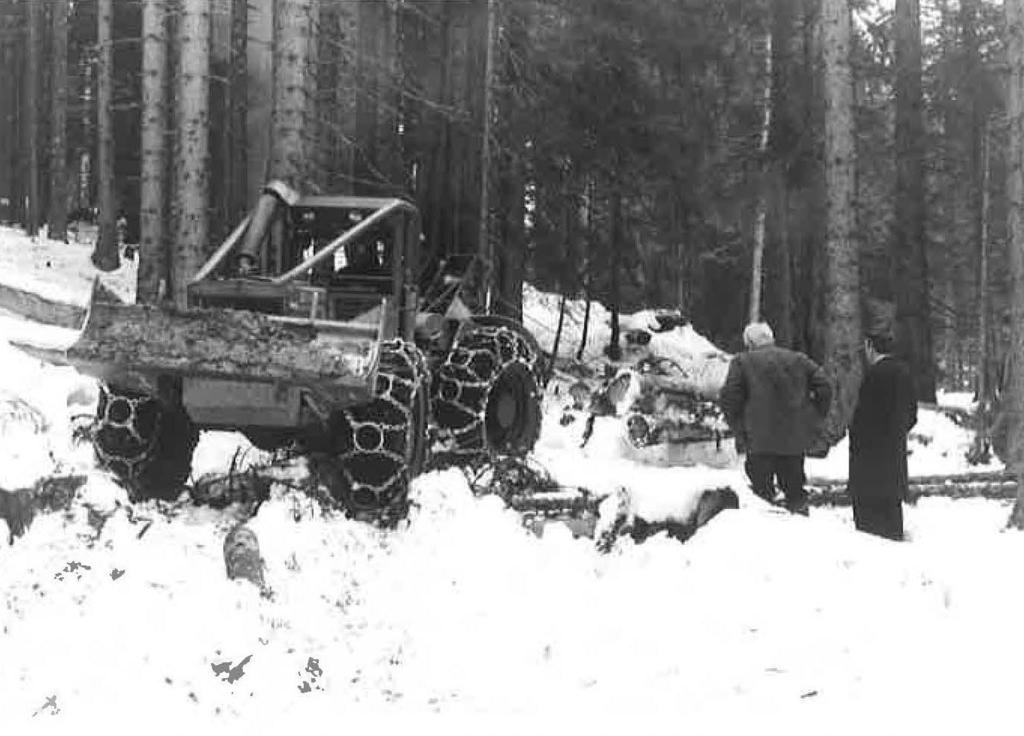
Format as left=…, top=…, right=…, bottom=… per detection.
left=188, top=181, right=421, bottom=340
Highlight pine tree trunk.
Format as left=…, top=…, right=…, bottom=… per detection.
left=230, top=0, right=248, bottom=218
left=960, top=0, right=979, bottom=391
left=270, top=0, right=317, bottom=190
left=478, top=0, right=497, bottom=311
left=25, top=0, right=41, bottom=237
left=11, top=29, right=25, bottom=225
left=92, top=0, right=119, bottom=271
left=355, top=0, right=383, bottom=193
left=245, top=0, right=273, bottom=205
left=608, top=189, right=623, bottom=361
left=76, top=48, right=95, bottom=216
left=577, top=297, right=592, bottom=362
left=47, top=0, right=70, bottom=243
left=428, top=6, right=453, bottom=264
left=820, top=0, right=862, bottom=447
left=893, top=0, right=935, bottom=402
left=970, top=118, right=993, bottom=461
left=978, top=118, right=991, bottom=408
left=171, top=0, right=211, bottom=308
left=0, top=20, right=14, bottom=223
left=1003, top=0, right=1024, bottom=528
left=551, top=294, right=567, bottom=365
left=137, top=0, right=169, bottom=305
left=323, top=1, right=358, bottom=193
left=451, top=0, right=486, bottom=300
left=749, top=30, right=773, bottom=324
left=378, top=1, right=403, bottom=191
left=768, top=0, right=798, bottom=348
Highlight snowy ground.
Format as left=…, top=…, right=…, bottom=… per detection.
left=0, top=225, right=137, bottom=307
left=1, top=226, right=1022, bottom=730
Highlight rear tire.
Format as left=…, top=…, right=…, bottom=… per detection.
left=431, top=323, right=542, bottom=466
left=93, top=384, right=199, bottom=501
left=309, top=339, right=429, bottom=522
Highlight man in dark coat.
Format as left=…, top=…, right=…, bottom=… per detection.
left=720, top=322, right=832, bottom=515
left=848, top=332, right=918, bottom=540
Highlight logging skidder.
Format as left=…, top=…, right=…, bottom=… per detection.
left=13, top=181, right=544, bottom=522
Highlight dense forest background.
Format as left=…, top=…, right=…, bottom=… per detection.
left=0, top=0, right=1011, bottom=398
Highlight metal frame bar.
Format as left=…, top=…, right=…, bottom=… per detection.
left=189, top=214, right=252, bottom=285
left=273, top=199, right=418, bottom=285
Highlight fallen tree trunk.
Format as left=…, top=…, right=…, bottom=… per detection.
left=806, top=469, right=1016, bottom=505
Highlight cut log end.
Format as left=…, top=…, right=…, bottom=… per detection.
left=223, top=523, right=265, bottom=588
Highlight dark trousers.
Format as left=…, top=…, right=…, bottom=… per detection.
left=852, top=496, right=904, bottom=541
left=745, top=453, right=808, bottom=513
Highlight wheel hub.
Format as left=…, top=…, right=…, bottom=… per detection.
left=495, top=390, right=518, bottom=429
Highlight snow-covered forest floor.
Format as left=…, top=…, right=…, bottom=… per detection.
left=0, top=227, right=1020, bottom=731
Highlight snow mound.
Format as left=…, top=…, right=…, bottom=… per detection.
left=523, top=284, right=731, bottom=375
left=0, top=225, right=137, bottom=307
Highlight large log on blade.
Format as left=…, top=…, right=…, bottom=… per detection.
left=12, top=284, right=380, bottom=403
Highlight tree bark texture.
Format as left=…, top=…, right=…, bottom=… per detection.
left=765, top=0, right=799, bottom=348
left=12, top=25, right=26, bottom=225
left=0, top=18, right=15, bottom=222
left=171, top=0, right=211, bottom=308
left=820, top=0, right=862, bottom=447
left=354, top=0, right=384, bottom=193
left=1003, top=0, right=1024, bottom=528
left=608, top=189, right=623, bottom=361
left=577, top=297, right=592, bottom=361
left=138, top=0, right=169, bottom=305
left=961, top=0, right=985, bottom=394
left=25, top=0, right=41, bottom=237
left=404, top=1, right=453, bottom=273
left=245, top=0, right=273, bottom=205
left=93, top=0, right=119, bottom=270
left=749, top=30, right=773, bottom=324
left=270, top=0, right=317, bottom=190
left=893, top=0, right=935, bottom=402
left=478, top=0, right=497, bottom=311
left=978, top=119, right=991, bottom=408
left=487, top=1, right=525, bottom=321
left=551, top=294, right=567, bottom=365
left=47, top=0, right=70, bottom=242
left=229, top=0, right=248, bottom=218
left=317, top=1, right=357, bottom=193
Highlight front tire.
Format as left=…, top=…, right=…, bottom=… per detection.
left=431, top=323, right=543, bottom=466
left=309, top=339, right=429, bottom=522
left=93, top=384, right=199, bottom=501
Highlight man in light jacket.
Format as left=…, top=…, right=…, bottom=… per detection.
left=720, top=322, right=832, bottom=515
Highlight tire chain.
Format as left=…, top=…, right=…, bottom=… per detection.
left=321, top=338, right=429, bottom=520
left=93, top=385, right=163, bottom=482
left=431, top=324, right=542, bottom=465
